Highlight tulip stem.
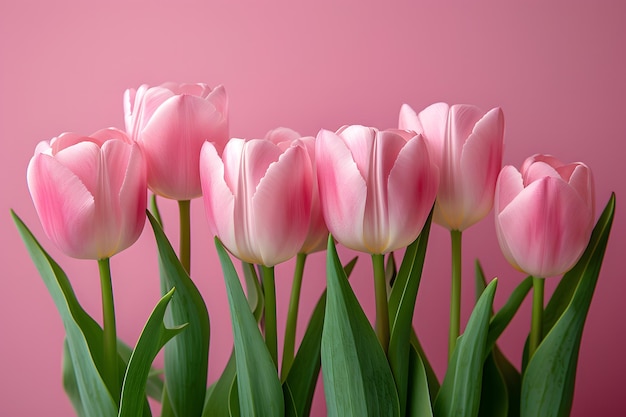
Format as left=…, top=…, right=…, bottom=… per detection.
left=178, top=200, right=191, bottom=274
left=98, top=257, right=119, bottom=402
left=372, top=253, right=390, bottom=353
left=449, top=229, right=462, bottom=360
left=262, top=265, right=279, bottom=369
left=529, top=276, right=545, bottom=359
left=281, top=253, right=307, bottom=380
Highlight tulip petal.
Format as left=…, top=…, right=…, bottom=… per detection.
left=386, top=135, right=438, bottom=253
left=316, top=129, right=367, bottom=252
left=497, top=177, right=593, bottom=277
left=456, top=107, right=504, bottom=229
left=567, top=163, right=595, bottom=216
left=398, top=104, right=422, bottom=133
left=416, top=102, right=450, bottom=167
left=27, top=154, right=97, bottom=259
left=252, top=143, right=312, bottom=266
left=200, top=142, right=236, bottom=251
left=335, top=125, right=376, bottom=179
left=140, top=94, right=225, bottom=199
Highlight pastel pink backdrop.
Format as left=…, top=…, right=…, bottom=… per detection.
left=1, top=1, right=624, bottom=415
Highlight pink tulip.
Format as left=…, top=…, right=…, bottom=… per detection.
left=200, top=138, right=313, bottom=266
left=495, top=154, right=595, bottom=278
left=316, top=125, right=438, bottom=254
left=27, top=128, right=147, bottom=260
left=265, top=127, right=328, bottom=254
left=399, top=103, right=504, bottom=231
left=124, top=82, right=228, bottom=200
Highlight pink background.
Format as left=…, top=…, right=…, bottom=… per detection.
left=1, top=1, right=625, bottom=415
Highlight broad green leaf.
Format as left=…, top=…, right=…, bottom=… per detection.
left=202, top=351, right=237, bottom=417
left=406, top=343, right=434, bottom=417
left=12, top=211, right=118, bottom=417
left=116, top=340, right=164, bottom=401
left=215, top=238, right=284, bottom=417
left=409, top=331, right=440, bottom=401
left=475, top=261, right=521, bottom=417
left=148, top=213, right=210, bottom=417
left=283, top=256, right=357, bottom=417
left=321, top=237, right=400, bottom=417
left=63, top=339, right=158, bottom=417
left=150, top=194, right=163, bottom=228
left=282, top=383, right=299, bottom=417
left=434, top=279, right=497, bottom=417
left=388, top=212, right=432, bottom=415
left=521, top=193, right=615, bottom=417
left=118, top=289, right=186, bottom=417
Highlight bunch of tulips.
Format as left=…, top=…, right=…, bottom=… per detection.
left=13, top=82, right=615, bottom=417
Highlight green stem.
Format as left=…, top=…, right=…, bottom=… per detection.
left=529, top=276, right=545, bottom=359
left=372, top=253, right=390, bottom=353
left=98, top=258, right=119, bottom=401
left=178, top=200, right=191, bottom=274
left=449, top=229, right=462, bottom=360
left=281, top=253, right=307, bottom=380
left=262, top=265, right=278, bottom=368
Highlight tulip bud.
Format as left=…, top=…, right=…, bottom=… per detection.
left=495, top=154, right=595, bottom=277
left=265, top=127, right=328, bottom=254
left=27, top=128, right=147, bottom=259
left=200, top=138, right=313, bottom=266
left=400, top=103, right=504, bottom=231
left=315, top=125, right=438, bottom=255
left=124, top=82, right=229, bottom=200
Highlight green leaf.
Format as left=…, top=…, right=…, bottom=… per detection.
left=242, top=262, right=265, bottom=322
left=475, top=261, right=521, bottom=417
left=202, top=351, right=237, bottom=417
left=434, top=279, right=497, bottom=417
left=116, top=340, right=164, bottom=401
left=409, top=331, right=440, bottom=401
left=321, top=236, right=400, bottom=417
left=215, top=238, right=284, bottom=417
left=406, top=343, right=434, bottom=417
left=118, top=289, right=186, bottom=417
left=13, top=211, right=119, bottom=417
left=388, top=212, right=432, bottom=415
left=521, top=193, right=615, bottom=417
left=147, top=213, right=210, bottom=417
left=150, top=194, right=163, bottom=228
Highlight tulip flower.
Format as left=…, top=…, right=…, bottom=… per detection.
left=27, top=128, right=147, bottom=260
left=495, top=154, right=594, bottom=357
left=495, top=154, right=594, bottom=278
left=201, top=137, right=313, bottom=366
left=124, top=82, right=228, bottom=200
left=399, top=103, right=504, bottom=231
left=316, top=125, right=438, bottom=351
left=264, top=127, right=329, bottom=376
left=27, top=127, right=147, bottom=396
left=125, top=82, right=228, bottom=272
left=400, top=102, right=504, bottom=358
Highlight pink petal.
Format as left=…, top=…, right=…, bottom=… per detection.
left=265, top=127, right=302, bottom=145
left=417, top=102, right=449, bottom=167
left=398, top=103, right=422, bottom=132
left=497, top=177, right=593, bottom=277
left=316, top=129, right=367, bottom=252
left=335, top=125, right=376, bottom=179
left=523, top=160, right=561, bottom=185
left=386, top=134, right=438, bottom=253
left=495, top=165, right=524, bottom=214
left=126, top=85, right=173, bottom=140
left=252, top=143, right=313, bottom=265
left=139, top=94, right=224, bottom=199
left=27, top=154, right=97, bottom=259
left=567, top=163, right=595, bottom=217
left=200, top=141, right=236, bottom=248
left=116, top=143, right=147, bottom=255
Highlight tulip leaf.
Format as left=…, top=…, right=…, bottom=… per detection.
left=475, top=261, right=521, bottom=417
left=116, top=340, right=164, bottom=401
left=388, top=211, right=432, bottom=415
left=242, top=262, right=265, bottom=322
left=281, top=255, right=357, bottom=417
left=118, top=289, right=186, bottom=417
left=406, top=343, right=434, bottom=417
left=521, top=193, right=615, bottom=417
left=321, top=236, right=400, bottom=417
left=202, top=351, right=237, bottom=417
left=147, top=212, right=210, bottom=417
left=410, top=330, right=440, bottom=401
left=434, top=279, right=497, bottom=417
left=12, top=211, right=118, bottom=417
left=150, top=194, right=163, bottom=228
left=215, top=237, right=285, bottom=417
